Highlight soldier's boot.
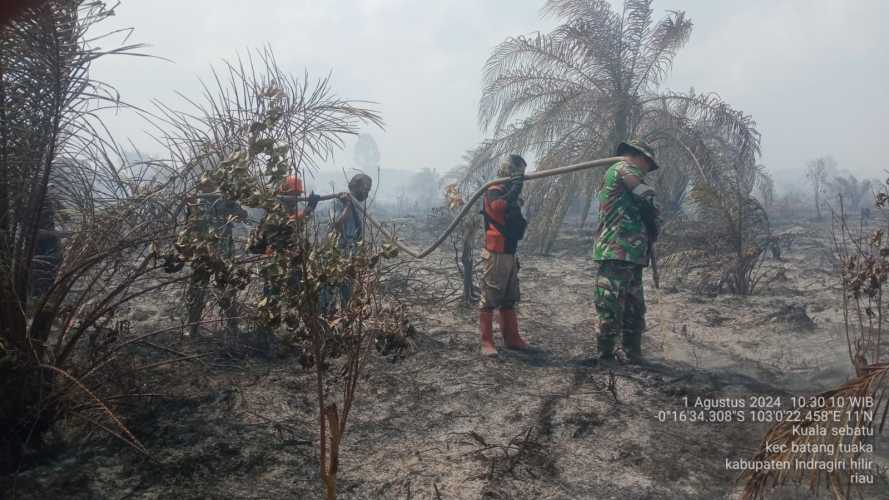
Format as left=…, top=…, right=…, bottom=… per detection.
left=186, top=299, right=203, bottom=337
left=220, top=290, right=240, bottom=339
left=621, top=331, right=643, bottom=364
left=499, top=308, right=528, bottom=350
left=185, top=278, right=207, bottom=337
left=597, top=333, right=616, bottom=361
left=479, top=309, right=497, bottom=356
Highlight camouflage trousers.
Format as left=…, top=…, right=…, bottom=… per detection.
left=594, top=260, right=646, bottom=356
left=185, top=274, right=239, bottom=338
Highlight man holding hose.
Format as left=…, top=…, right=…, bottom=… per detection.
left=321, top=173, right=373, bottom=313
left=593, top=140, right=662, bottom=364
left=479, top=154, right=530, bottom=356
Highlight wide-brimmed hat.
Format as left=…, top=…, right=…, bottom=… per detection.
left=615, top=139, right=659, bottom=171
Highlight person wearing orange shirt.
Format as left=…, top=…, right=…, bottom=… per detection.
left=248, top=175, right=321, bottom=256
left=479, top=155, right=530, bottom=356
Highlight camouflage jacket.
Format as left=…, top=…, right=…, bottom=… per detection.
left=592, top=160, right=661, bottom=266
left=189, top=193, right=247, bottom=255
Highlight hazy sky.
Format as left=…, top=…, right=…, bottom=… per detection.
left=91, top=0, right=889, bottom=189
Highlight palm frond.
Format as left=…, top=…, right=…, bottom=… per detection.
left=644, top=92, right=760, bottom=161
left=480, top=33, right=602, bottom=132
left=621, top=0, right=655, bottom=85
left=473, top=1, right=766, bottom=257
left=741, top=363, right=889, bottom=500
left=634, top=10, right=693, bottom=93
left=145, top=46, right=383, bottom=193
left=481, top=64, right=591, bottom=134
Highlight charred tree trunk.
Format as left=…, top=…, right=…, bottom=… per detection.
left=577, top=169, right=603, bottom=230
left=461, top=238, right=473, bottom=304
left=459, top=214, right=480, bottom=304
left=814, top=188, right=822, bottom=221
left=1, top=3, right=70, bottom=471
left=546, top=176, right=582, bottom=254
left=525, top=171, right=586, bottom=254
left=578, top=188, right=595, bottom=230
left=522, top=143, right=609, bottom=253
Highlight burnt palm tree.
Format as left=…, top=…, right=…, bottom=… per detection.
left=805, top=156, right=835, bottom=220
left=478, top=0, right=759, bottom=253
left=829, top=173, right=872, bottom=213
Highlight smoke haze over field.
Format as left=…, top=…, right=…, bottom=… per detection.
left=91, top=0, right=889, bottom=190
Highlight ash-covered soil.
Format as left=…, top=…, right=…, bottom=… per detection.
left=3, top=221, right=888, bottom=499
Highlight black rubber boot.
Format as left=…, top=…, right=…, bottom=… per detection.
left=621, top=331, right=643, bottom=364
left=597, top=334, right=617, bottom=361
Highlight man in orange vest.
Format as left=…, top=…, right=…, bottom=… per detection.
left=248, top=174, right=320, bottom=299
left=249, top=175, right=320, bottom=255
left=277, top=175, right=320, bottom=223
left=479, top=155, right=529, bottom=356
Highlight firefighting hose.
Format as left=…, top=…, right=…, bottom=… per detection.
left=288, top=156, right=626, bottom=260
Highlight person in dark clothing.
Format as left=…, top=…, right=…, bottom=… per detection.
left=478, top=154, right=529, bottom=356
left=320, top=173, right=373, bottom=313
left=248, top=175, right=321, bottom=257
left=31, top=187, right=62, bottom=300
left=332, top=173, right=372, bottom=255
left=184, top=180, right=248, bottom=337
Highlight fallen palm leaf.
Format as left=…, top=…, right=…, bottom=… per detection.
left=741, top=363, right=889, bottom=500
left=42, top=364, right=147, bottom=455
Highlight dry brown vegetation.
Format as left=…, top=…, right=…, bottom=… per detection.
left=4, top=213, right=888, bottom=499
left=0, top=3, right=403, bottom=499
left=738, top=188, right=889, bottom=500
left=0, top=0, right=177, bottom=472
left=2, top=1, right=888, bottom=500
left=741, top=364, right=889, bottom=500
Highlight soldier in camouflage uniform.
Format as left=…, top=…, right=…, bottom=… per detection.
left=593, top=140, right=662, bottom=363
left=185, top=180, right=248, bottom=337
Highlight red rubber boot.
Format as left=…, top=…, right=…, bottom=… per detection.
left=480, top=309, right=497, bottom=356
left=499, top=308, right=528, bottom=349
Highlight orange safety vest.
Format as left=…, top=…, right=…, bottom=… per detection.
left=483, top=185, right=509, bottom=253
